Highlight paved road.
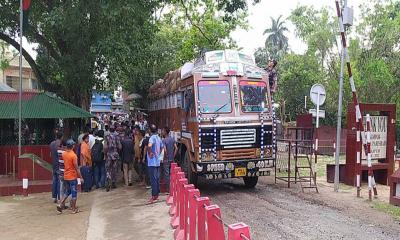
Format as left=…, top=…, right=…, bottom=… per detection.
left=0, top=184, right=172, bottom=240
left=86, top=186, right=172, bottom=240
left=198, top=177, right=400, bottom=240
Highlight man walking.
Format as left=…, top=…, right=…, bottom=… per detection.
left=104, top=125, right=121, bottom=191
left=140, top=130, right=151, bottom=188
left=57, top=141, right=66, bottom=204
left=121, top=130, right=134, bottom=186
left=88, top=129, right=96, bottom=149
left=162, top=127, right=177, bottom=193
left=92, top=130, right=105, bottom=189
left=147, top=124, right=164, bottom=203
left=80, top=134, right=93, bottom=192
left=57, top=139, right=82, bottom=214
left=133, top=126, right=143, bottom=181
left=50, top=132, right=63, bottom=203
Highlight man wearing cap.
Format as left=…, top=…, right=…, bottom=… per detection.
left=57, top=139, right=82, bottom=214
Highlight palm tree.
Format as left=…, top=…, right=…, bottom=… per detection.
left=263, top=15, right=289, bottom=56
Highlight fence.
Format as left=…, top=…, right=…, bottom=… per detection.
left=167, top=163, right=252, bottom=240
left=275, top=139, right=318, bottom=191
left=0, top=145, right=53, bottom=180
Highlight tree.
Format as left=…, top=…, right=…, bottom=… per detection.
left=124, top=0, right=253, bottom=94
left=0, top=1, right=160, bottom=108
left=289, top=6, right=338, bottom=68
left=263, top=15, right=289, bottom=60
left=0, top=0, right=256, bottom=107
left=275, top=53, right=323, bottom=121
left=0, top=40, right=9, bottom=70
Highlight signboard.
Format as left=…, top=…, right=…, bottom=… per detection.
left=362, top=116, right=388, bottom=160
left=309, top=84, right=326, bottom=106
left=309, top=109, right=325, bottom=118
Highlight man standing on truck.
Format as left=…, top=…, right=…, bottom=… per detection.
left=266, top=59, right=278, bottom=94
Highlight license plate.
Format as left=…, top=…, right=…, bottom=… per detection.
left=235, top=167, right=247, bottom=177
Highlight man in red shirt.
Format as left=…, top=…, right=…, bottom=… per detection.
left=57, top=139, right=83, bottom=214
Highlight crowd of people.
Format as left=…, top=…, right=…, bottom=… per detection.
left=50, top=117, right=177, bottom=214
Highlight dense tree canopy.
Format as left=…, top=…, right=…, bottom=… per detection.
left=0, top=0, right=256, bottom=107
left=265, top=0, right=400, bottom=129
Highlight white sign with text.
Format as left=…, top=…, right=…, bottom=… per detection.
left=362, top=116, right=388, bottom=160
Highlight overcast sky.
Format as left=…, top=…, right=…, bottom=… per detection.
left=232, top=0, right=365, bottom=55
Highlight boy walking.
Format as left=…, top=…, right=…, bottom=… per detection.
left=57, top=139, right=83, bottom=214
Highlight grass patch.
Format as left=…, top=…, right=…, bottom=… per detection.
left=371, top=201, right=400, bottom=220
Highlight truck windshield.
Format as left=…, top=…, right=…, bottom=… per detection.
left=198, top=80, right=232, bottom=113
left=240, top=81, right=267, bottom=112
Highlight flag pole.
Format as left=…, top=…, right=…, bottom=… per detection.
left=18, top=0, right=23, bottom=157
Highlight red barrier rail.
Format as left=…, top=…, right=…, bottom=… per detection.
left=167, top=164, right=252, bottom=240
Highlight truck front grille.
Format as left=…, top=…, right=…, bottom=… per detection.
left=220, top=129, right=256, bottom=149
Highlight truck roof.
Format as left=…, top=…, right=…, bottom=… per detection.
left=148, top=50, right=267, bottom=100
left=181, top=49, right=266, bottom=80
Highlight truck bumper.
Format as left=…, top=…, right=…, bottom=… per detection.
left=195, top=158, right=275, bottom=180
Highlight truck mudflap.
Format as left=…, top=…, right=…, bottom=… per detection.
left=195, top=158, right=275, bottom=180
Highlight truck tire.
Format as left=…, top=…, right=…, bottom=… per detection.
left=243, top=176, right=258, bottom=188
left=183, top=150, right=198, bottom=186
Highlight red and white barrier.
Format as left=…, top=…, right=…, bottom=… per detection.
left=167, top=163, right=178, bottom=205
left=228, top=223, right=251, bottom=240
left=366, top=114, right=378, bottom=200
left=205, top=205, right=225, bottom=240
left=167, top=165, right=253, bottom=240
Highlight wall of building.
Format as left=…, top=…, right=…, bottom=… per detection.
left=0, top=53, right=38, bottom=91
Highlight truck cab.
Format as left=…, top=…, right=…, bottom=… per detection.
left=148, top=50, right=276, bottom=187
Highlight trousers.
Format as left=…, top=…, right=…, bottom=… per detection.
left=52, top=171, right=60, bottom=199
left=123, top=162, right=133, bottom=185
left=94, top=161, right=106, bottom=188
left=105, top=158, right=119, bottom=183
left=148, top=166, right=160, bottom=197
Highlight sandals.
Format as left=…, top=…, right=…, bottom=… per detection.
left=71, top=208, right=81, bottom=214
left=56, top=205, right=63, bottom=214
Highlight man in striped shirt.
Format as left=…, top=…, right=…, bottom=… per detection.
left=57, top=142, right=66, bottom=203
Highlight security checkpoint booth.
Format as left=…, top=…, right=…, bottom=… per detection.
left=0, top=91, right=92, bottom=196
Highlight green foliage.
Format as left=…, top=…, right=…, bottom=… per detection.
left=262, top=15, right=288, bottom=60
left=0, top=40, right=9, bottom=70
left=124, top=0, right=250, bottom=94
left=289, top=6, right=338, bottom=66
left=275, top=53, right=323, bottom=121
left=272, top=1, right=399, bottom=128
left=0, top=0, right=252, bottom=107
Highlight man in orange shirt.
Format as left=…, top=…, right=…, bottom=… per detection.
left=80, top=134, right=92, bottom=167
left=57, top=139, right=82, bottom=214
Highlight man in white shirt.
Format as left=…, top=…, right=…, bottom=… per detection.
left=88, top=129, right=96, bottom=149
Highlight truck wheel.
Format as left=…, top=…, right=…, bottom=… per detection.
left=243, top=177, right=258, bottom=188
left=183, top=150, right=198, bottom=186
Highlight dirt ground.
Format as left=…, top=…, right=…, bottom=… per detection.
left=0, top=183, right=172, bottom=240
left=2, top=170, right=400, bottom=240
left=199, top=176, right=400, bottom=240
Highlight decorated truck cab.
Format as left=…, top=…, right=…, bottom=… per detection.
left=148, top=50, right=276, bottom=187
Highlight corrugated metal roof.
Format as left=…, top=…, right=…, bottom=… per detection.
left=0, top=83, right=16, bottom=92
left=0, top=92, right=93, bottom=119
